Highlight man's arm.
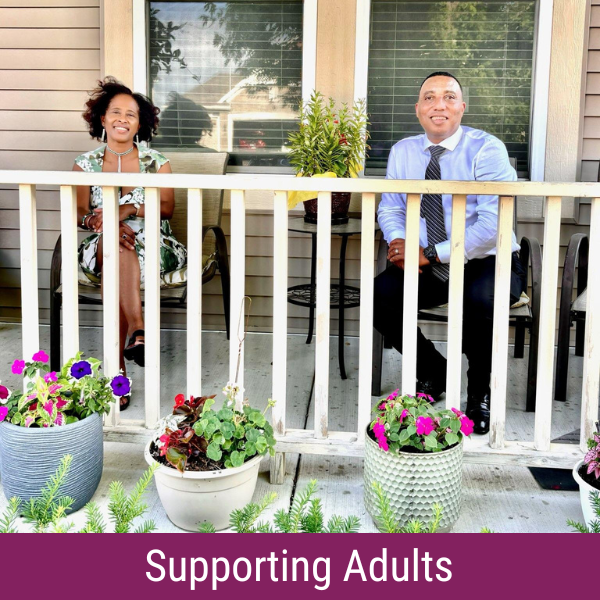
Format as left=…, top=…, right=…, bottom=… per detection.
left=434, top=138, right=516, bottom=263
left=377, top=145, right=407, bottom=244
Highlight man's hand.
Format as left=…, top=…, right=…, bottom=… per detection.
left=387, top=238, right=431, bottom=272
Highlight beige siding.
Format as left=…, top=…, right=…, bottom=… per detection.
left=582, top=0, right=600, bottom=180
left=0, top=1, right=101, bottom=325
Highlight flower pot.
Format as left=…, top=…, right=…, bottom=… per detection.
left=363, top=428, right=463, bottom=532
left=303, top=192, right=351, bottom=225
left=573, top=459, right=600, bottom=528
left=144, top=442, right=263, bottom=531
left=0, top=413, right=103, bottom=512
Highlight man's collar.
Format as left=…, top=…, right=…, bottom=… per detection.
left=423, top=125, right=463, bottom=152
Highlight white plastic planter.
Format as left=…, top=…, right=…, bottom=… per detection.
left=573, top=459, right=600, bottom=528
left=145, top=442, right=263, bottom=531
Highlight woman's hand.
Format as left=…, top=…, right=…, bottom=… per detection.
left=119, top=204, right=137, bottom=221
left=119, top=222, right=136, bottom=252
left=88, top=205, right=137, bottom=232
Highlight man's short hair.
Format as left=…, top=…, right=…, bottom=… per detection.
left=420, top=71, right=462, bottom=92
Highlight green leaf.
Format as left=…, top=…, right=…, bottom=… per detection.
left=445, top=432, right=459, bottom=446
left=201, top=397, right=215, bottom=414
left=398, top=429, right=410, bottom=443
left=212, top=433, right=225, bottom=446
left=204, top=418, right=220, bottom=438
left=206, top=442, right=222, bottom=462
left=245, top=429, right=260, bottom=443
left=255, top=436, right=268, bottom=454
left=217, top=407, right=233, bottom=421
left=234, top=425, right=246, bottom=439
left=407, top=425, right=416, bottom=436
left=450, top=419, right=461, bottom=434
left=193, top=420, right=205, bottom=436
left=230, top=451, right=245, bottom=468
left=424, top=433, right=438, bottom=449
left=245, top=441, right=256, bottom=456
left=166, top=447, right=187, bottom=473
left=220, top=422, right=235, bottom=440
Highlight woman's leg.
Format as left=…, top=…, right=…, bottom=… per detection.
left=118, top=245, right=145, bottom=342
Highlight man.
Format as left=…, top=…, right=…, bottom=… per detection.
left=374, top=71, right=523, bottom=434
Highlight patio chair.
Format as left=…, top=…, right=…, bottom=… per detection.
left=49, top=151, right=230, bottom=371
left=371, top=189, right=542, bottom=413
left=554, top=233, right=588, bottom=401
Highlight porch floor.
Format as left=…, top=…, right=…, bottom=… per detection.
left=0, top=323, right=593, bottom=533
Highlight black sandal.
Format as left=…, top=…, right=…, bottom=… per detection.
left=120, top=396, right=131, bottom=411
left=123, top=329, right=145, bottom=367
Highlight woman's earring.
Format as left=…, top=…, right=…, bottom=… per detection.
left=102, top=128, right=106, bottom=142
left=136, top=133, right=139, bottom=145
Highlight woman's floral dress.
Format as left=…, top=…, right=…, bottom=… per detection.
left=75, top=144, right=187, bottom=288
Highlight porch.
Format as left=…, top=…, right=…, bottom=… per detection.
left=0, top=323, right=588, bottom=532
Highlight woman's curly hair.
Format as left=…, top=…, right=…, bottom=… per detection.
left=83, top=77, right=160, bottom=142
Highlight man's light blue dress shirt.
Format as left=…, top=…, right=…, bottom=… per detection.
left=377, top=125, right=520, bottom=264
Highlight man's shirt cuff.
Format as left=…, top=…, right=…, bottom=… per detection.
left=435, top=240, right=451, bottom=264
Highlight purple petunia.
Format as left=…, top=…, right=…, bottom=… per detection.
left=32, top=350, right=49, bottom=363
left=11, top=360, right=25, bottom=375
left=70, top=360, right=92, bottom=380
left=110, top=375, right=131, bottom=398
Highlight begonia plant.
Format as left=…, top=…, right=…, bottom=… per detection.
left=0, top=350, right=129, bottom=427
left=369, top=390, right=474, bottom=453
left=151, top=383, right=276, bottom=473
left=583, top=425, right=600, bottom=482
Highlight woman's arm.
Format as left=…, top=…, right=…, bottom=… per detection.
left=73, top=163, right=93, bottom=229
left=125, top=161, right=175, bottom=221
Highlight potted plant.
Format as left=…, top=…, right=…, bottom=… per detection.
left=286, top=91, right=370, bottom=224
left=0, top=350, right=129, bottom=511
left=363, top=390, right=474, bottom=532
left=572, top=423, right=600, bottom=528
left=144, top=383, right=276, bottom=531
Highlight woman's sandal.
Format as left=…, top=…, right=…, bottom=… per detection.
left=123, top=329, right=145, bottom=367
left=120, top=396, right=131, bottom=411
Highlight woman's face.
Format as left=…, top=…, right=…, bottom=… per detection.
left=101, top=94, right=140, bottom=144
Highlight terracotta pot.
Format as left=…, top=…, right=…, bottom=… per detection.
left=303, top=191, right=351, bottom=225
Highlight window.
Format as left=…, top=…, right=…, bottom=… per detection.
left=366, top=0, right=536, bottom=175
left=148, top=1, right=304, bottom=168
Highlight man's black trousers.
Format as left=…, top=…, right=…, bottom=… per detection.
left=373, top=254, right=524, bottom=397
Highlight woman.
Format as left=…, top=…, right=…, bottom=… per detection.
left=74, top=77, right=186, bottom=410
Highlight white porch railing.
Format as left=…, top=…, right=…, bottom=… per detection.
left=3, top=170, right=599, bottom=482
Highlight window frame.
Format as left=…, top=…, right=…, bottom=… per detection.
left=133, top=0, right=317, bottom=173
left=353, top=0, right=554, bottom=181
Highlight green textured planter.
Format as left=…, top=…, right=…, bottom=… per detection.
left=364, top=429, right=463, bottom=532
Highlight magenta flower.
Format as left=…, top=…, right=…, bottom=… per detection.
left=378, top=403, right=386, bottom=411
left=48, top=384, right=62, bottom=396
left=11, top=359, right=25, bottom=375
left=451, top=407, right=464, bottom=418
left=159, top=434, right=170, bottom=445
left=56, top=398, right=68, bottom=409
left=0, top=406, right=7, bottom=422
left=0, top=384, right=10, bottom=402
left=372, top=419, right=389, bottom=452
left=43, top=400, right=54, bottom=416
left=32, top=350, right=49, bottom=363
left=44, top=371, right=57, bottom=383
left=399, top=408, right=410, bottom=424
left=460, top=417, right=475, bottom=437
left=386, top=389, right=399, bottom=401
left=415, top=416, right=435, bottom=436
left=417, top=393, right=435, bottom=403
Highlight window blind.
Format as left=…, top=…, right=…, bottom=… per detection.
left=366, top=0, right=536, bottom=173
left=149, top=1, right=303, bottom=167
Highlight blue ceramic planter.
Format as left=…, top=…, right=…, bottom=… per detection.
left=0, top=413, right=104, bottom=512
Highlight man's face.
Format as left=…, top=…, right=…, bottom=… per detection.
left=415, top=76, right=466, bottom=143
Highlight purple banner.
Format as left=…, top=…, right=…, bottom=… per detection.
left=0, top=534, right=589, bottom=597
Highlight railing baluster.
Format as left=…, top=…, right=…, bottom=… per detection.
left=581, top=196, right=600, bottom=449
left=59, top=185, right=79, bottom=360
left=144, top=187, right=161, bottom=428
left=230, top=189, right=246, bottom=409
left=102, top=186, right=120, bottom=427
left=187, top=188, right=203, bottom=397
left=489, top=195, right=514, bottom=448
left=358, top=193, right=376, bottom=439
left=18, top=184, right=39, bottom=362
left=401, top=193, right=421, bottom=396
left=315, top=191, right=331, bottom=439
left=272, top=191, right=288, bottom=435
left=534, top=195, right=562, bottom=451
left=446, top=194, right=466, bottom=410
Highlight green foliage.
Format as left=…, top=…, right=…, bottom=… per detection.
left=5, top=351, right=123, bottom=428
left=0, top=497, right=21, bottom=533
left=287, top=91, right=370, bottom=178
left=0, top=456, right=158, bottom=534
left=199, top=480, right=360, bottom=533
left=568, top=492, right=600, bottom=533
left=371, top=482, right=442, bottom=533
left=371, top=391, right=472, bottom=454
left=154, top=386, right=276, bottom=473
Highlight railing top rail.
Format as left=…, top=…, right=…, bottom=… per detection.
left=2, top=170, right=600, bottom=198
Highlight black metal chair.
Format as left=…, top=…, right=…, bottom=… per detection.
left=554, top=233, right=588, bottom=401
left=50, top=152, right=230, bottom=371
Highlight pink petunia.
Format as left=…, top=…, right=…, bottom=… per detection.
left=44, top=372, right=57, bottom=383
left=48, top=384, right=62, bottom=396
left=43, top=400, right=54, bottom=416
left=0, top=406, right=7, bottom=422
left=11, top=360, right=25, bottom=375
left=32, top=350, right=49, bottom=363
left=460, top=417, right=475, bottom=437
left=415, top=416, right=435, bottom=436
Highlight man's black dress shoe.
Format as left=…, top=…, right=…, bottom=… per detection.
left=466, top=393, right=491, bottom=434
left=416, top=379, right=445, bottom=402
